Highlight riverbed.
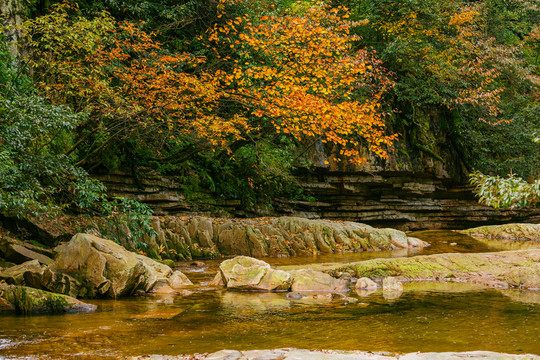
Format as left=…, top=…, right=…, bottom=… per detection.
left=1, top=231, right=539, bottom=359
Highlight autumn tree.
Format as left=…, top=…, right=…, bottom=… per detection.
left=24, top=1, right=398, bottom=204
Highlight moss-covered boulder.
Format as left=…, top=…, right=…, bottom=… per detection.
left=330, top=249, right=540, bottom=290
left=0, top=282, right=96, bottom=314
left=42, top=233, right=191, bottom=298
left=459, top=223, right=540, bottom=241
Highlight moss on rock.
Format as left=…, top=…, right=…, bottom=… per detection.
left=0, top=282, right=96, bottom=314
left=329, top=249, right=540, bottom=289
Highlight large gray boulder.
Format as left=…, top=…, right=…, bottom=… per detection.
left=42, top=233, right=187, bottom=298
left=219, top=256, right=293, bottom=291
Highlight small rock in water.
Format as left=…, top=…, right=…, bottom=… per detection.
left=450, top=242, right=457, bottom=246
left=152, top=285, right=177, bottom=295
left=331, top=293, right=346, bottom=300
left=382, top=277, right=403, bottom=293
left=133, top=289, right=147, bottom=297
left=286, top=292, right=306, bottom=300
left=168, top=271, right=193, bottom=289
left=190, top=261, right=205, bottom=267
left=343, top=297, right=359, bottom=304
left=178, top=290, right=194, bottom=296
left=312, top=293, right=333, bottom=301
left=355, top=277, right=378, bottom=290
left=356, top=289, right=377, bottom=297
left=208, top=272, right=225, bottom=287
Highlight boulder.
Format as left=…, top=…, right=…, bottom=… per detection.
left=0, top=260, right=44, bottom=288
left=208, top=272, right=225, bottom=287
left=219, top=256, right=293, bottom=291
left=382, top=277, right=403, bottom=293
left=0, top=283, right=96, bottom=314
left=290, top=269, right=348, bottom=292
left=43, top=233, right=175, bottom=298
left=168, top=271, right=193, bottom=289
left=355, top=277, right=378, bottom=291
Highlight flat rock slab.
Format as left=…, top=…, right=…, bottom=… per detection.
left=132, top=349, right=540, bottom=360
left=459, top=223, right=540, bottom=241
left=330, top=249, right=540, bottom=290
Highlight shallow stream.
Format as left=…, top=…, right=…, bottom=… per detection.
left=1, top=231, right=539, bottom=359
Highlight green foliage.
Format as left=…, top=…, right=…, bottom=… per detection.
left=0, top=35, right=104, bottom=218
left=343, top=0, right=539, bottom=176
left=470, top=171, right=540, bottom=209
left=95, top=197, right=156, bottom=252
left=200, top=138, right=307, bottom=208
left=457, top=104, right=540, bottom=179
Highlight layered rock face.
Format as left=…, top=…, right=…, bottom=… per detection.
left=93, top=147, right=540, bottom=231
left=109, top=216, right=428, bottom=260
left=277, top=171, right=540, bottom=231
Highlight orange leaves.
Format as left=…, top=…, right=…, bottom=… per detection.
left=28, top=1, right=397, bottom=165
left=204, top=1, right=396, bottom=164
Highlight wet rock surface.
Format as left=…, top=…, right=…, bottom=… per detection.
left=289, top=269, right=348, bottom=292
left=0, top=282, right=96, bottom=314
left=219, top=256, right=292, bottom=291
left=459, top=223, right=540, bottom=241
left=330, top=249, right=540, bottom=290
left=132, top=349, right=540, bottom=360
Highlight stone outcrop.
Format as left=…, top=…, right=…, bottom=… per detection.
left=104, top=216, right=428, bottom=261
left=132, top=348, right=540, bottom=360
left=0, top=260, right=44, bottom=288
left=0, top=234, right=54, bottom=265
left=459, top=223, right=540, bottom=241
left=216, top=256, right=349, bottom=293
left=94, top=164, right=540, bottom=232
left=329, top=249, right=540, bottom=290
left=0, top=282, right=96, bottom=314
left=42, top=233, right=191, bottom=298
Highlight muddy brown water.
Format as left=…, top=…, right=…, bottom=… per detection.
left=1, top=231, right=539, bottom=359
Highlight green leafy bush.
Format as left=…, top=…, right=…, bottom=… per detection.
left=469, top=171, right=540, bottom=209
